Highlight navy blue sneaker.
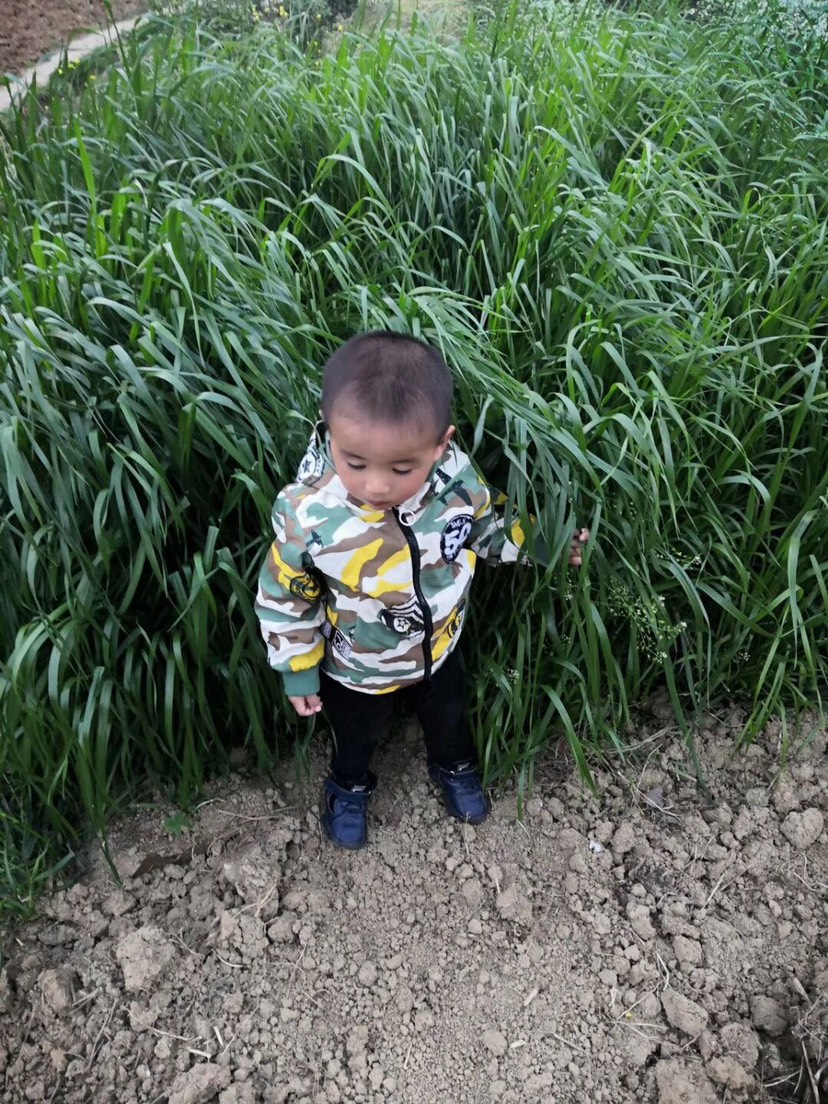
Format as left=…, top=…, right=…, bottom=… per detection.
left=428, top=761, right=489, bottom=824
left=322, top=774, right=376, bottom=850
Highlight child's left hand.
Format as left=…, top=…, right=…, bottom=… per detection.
left=569, top=526, right=590, bottom=567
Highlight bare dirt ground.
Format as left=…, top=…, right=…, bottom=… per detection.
left=1, top=700, right=827, bottom=1104
left=0, top=0, right=146, bottom=76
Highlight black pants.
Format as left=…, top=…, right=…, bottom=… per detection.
left=319, top=648, right=475, bottom=786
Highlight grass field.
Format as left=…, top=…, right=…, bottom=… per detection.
left=1, top=0, right=827, bottom=912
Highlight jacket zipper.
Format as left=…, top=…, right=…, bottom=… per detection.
left=393, top=508, right=433, bottom=679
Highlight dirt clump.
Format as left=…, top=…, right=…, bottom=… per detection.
left=1, top=713, right=826, bottom=1103
left=116, top=925, right=177, bottom=992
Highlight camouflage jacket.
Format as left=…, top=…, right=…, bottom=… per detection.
left=255, top=427, right=529, bottom=697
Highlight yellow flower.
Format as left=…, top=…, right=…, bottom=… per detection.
left=89, top=74, right=97, bottom=81
left=337, top=22, right=343, bottom=30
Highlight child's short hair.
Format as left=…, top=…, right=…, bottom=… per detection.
left=321, top=331, right=453, bottom=441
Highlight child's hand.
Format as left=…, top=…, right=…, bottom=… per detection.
left=289, top=694, right=323, bottom=716
left=568, top=527, right=590, bottom=567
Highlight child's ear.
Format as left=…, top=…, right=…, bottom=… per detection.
left=442, top=425, right=456, bottom=447
left=434, top=419, right=454, bottom=459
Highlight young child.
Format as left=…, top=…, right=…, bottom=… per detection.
left=255, top=332, right=588, bottom=849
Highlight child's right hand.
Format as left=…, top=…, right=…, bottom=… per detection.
left=289, top=694, right=323, bottom=716
left=568, top=526, right=590, bottom=566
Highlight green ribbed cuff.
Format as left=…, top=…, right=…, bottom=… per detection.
left=282, top=667, right=321, bottom=698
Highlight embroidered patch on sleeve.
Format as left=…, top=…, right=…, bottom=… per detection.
left=289, top=571, right=323, bottom=603
left=296, top=443, right=325, bottom=485
left=440, top=514, right=473, bottom=563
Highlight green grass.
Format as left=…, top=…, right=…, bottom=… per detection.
left=1, top=0, right=827, bottom=911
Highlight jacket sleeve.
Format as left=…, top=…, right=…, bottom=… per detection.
left=254, top=490, right=326, bottom=697
left=466, top=481, right=548, bottom=566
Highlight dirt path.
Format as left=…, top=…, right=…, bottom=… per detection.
left=0, top=0, right=461, bottom=78
left=0, top=0, right=145, bottom=76
left=2, top=708, right=826, bottom=1104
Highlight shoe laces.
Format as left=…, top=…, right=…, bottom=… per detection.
left=330, top=790, right=368, bottom=815
left=447, top=768, right=480, bottom=794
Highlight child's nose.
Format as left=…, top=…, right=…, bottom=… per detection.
left=366, top=475, right=391, bottom=498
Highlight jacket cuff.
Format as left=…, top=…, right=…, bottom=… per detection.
left=282, top=667, right=321, bottom=698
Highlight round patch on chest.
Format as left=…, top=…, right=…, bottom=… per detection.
left=440, top=514, right=473, bottom=563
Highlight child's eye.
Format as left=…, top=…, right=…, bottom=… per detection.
left=393, top=468, right=412, bottom=476
left=346, top=462, right=366, bottom=471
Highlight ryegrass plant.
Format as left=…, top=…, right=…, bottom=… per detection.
left=1, top=0, right=826, bottom=908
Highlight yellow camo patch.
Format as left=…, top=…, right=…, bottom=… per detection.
left=270, top=542, right=305, bottom=586
left=431, top=604, right=465, bottom=663
left=288, top=640, right=325, bottom=671
left=366, top=548, right=411, bottom=597
left=341, top=539, right=384, bottom=590
left=431, top=627, right=453, bottom=663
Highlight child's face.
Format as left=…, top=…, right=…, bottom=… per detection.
left=328, top=411, right=453, bottom=511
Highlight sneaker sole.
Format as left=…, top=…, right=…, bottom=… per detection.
left=436, top=793, right=490, bottom=826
